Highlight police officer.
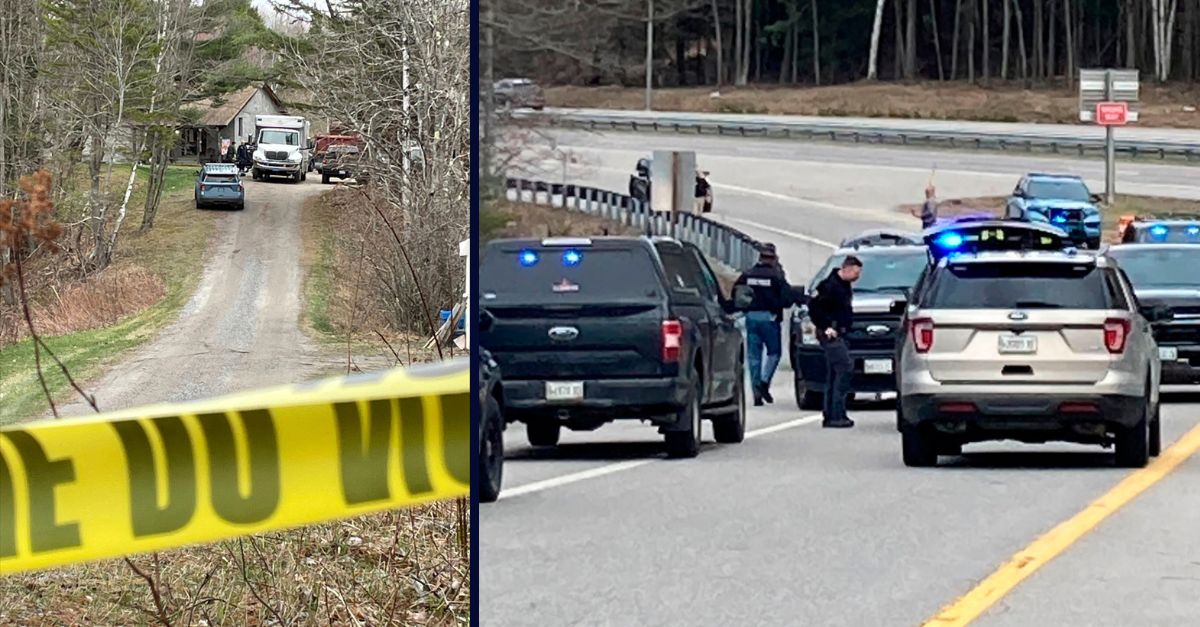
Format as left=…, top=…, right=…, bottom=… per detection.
left=733, top=243, right=794, bottom=406
left=808, top=255, right=863, bottom=428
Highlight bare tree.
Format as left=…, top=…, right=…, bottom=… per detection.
left=277, top=0, right=468, bottom=333
left=867, top=0, right=886, bottom=79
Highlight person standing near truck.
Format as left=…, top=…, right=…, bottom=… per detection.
left=808, top=256, right=863, bottom=429
left=734, top=243, right=793, bottom=406
left=694, top=170, right=713, bottom=213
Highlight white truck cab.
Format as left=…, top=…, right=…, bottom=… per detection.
left=251, top=115, right=313, bottom=182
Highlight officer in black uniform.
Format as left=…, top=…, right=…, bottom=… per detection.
left=733, top=243, right=795, bottom=406
left=808, top=255, right=863, bottom=428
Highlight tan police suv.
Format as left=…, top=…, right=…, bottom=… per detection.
left=893, top=220, right=1171, bottom=468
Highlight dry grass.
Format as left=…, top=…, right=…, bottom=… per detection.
left=894, top=194, right=1200, bottom=241
left=0, top=265, right=166, bottom=344
left=545, top=81, right=1200, bottom=128
left=299, top=186, right=454, bottom=369
left=0, top=502, right=469, bottom=626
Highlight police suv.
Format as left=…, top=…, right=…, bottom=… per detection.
left=1107, top=233, right=1200, bottom=386
left=789, top=230, right=927, bottom=409
left=894, top=220, right=1170, bottom=468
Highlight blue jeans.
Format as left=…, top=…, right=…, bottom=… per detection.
left=745, top=311, right=782, bottom=393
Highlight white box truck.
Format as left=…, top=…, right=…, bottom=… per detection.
left=251, top=115, right=313, bottom=183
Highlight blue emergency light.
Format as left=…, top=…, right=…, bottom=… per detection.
left=519, top=249, right=539, bottom=266
left=562, top=249, right=582, bottom=266
left=1149, top=224, right=1169, bottom=239
left=1187, top=225, right=1200, bottom=237
left=934, top=232, right=964, bottom=250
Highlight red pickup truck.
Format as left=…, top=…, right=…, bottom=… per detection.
left=313, top=133, right=364, bottom=174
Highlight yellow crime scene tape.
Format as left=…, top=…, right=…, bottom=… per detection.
left=0, top=358, right=469, bottom=576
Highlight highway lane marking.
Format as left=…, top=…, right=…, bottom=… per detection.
left=922, top=420, right=1200, bottom=627
left=496, top=413, right=823, bottom=501
left=723, top=217, right=839, bottom=249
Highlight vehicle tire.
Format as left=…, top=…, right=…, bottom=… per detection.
left=1114, top=408, right=1150, bottom=468
left=322, top=173, right=330, bottom=185
left=664, top=377, right=702, bottom=459
left=237, top=202, right=245, bottom=211
left=479, top=395, right=504, bottom=503
left=1147, top=398, right=1156, bottom=456
left=793, top=375, right=823, bottom=411
left=301, top=169, right=307, bottom=182
left=937, top=440, right=963, bottom=456
left=1087, top=237, right=1101, bottom=250
left=902, top=426, right=937, bottom=467
left=526, top=422, right=560, bottom=447
left=712, top=355, right=747, bottom=444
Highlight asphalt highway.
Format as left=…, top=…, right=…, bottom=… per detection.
left=482, top=130, right=1200, bottom=626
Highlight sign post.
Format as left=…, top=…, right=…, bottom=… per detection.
left=1079, top=69, right=1138, bottom=205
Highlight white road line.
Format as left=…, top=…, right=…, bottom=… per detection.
left=723, top=216, right=839, bottom=249
left=496, top=413, right=824, bottom=501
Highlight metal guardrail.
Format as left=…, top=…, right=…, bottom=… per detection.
left=518, top=110, right=1200, bottom=162
left=505, top=177, right=763, bottom=271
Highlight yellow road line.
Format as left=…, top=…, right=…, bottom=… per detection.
left=922, top=421, right=1200, bottom=627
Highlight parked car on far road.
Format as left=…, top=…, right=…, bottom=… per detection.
left=494, top=78, right=545, bottom=110
left=321, top=145, right=369, bottom=185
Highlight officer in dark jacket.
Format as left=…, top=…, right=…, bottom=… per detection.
left=733, top=243, right=794, bottom=406
left=808, top=255, right=863, bottom=428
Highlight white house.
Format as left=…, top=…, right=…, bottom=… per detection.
left=176, top=84, right=288, bottom=162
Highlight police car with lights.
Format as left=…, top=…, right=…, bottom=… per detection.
left=479, top=235, right=747, bottom=459
left=194, top=163, right=245, bottom=210
left=1107, top=239, right=1200, bottom=386
left=790, top=229, right=928, bottom=409
left=1005, top=173, right=1104, bottom=249
left=894, top=220, right=1169, bottom=468
left=1118, top=216, right=1200, bottom=244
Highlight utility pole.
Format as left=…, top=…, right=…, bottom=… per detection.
left=645, top=0, right=654, bottom=111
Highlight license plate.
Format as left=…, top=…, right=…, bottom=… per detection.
left=545, top=381, right=584, bottom=402
left=1160, top=347, right=1179, bottom=361
left=998, top=334, right=1037, bottom=354
left=863, top=359, right=893, bottom=374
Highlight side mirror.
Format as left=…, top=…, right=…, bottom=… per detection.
left=732, top=285, right=754, bottom=310
left=1089, top=193, right=1103, bottom=204
left=1141, top=304, right=1173, bottom=323
left=1012, top=189, right=1025, bottom=198
left=479, top=309, right=495, bottom=332
left=889, top=299, right=908, bottom=315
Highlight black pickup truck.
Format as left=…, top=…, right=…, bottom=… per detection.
left=479, top=236, right=747, bottom=458
left=1107, top=243, right=1200, bottom=385
left=478, top=346, right=505, bottom=503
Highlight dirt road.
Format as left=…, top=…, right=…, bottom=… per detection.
left=55, top=175, right=331, bottom=417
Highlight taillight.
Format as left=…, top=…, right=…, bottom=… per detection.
left=662, top=320, right=682, bottom=363
left=1104, top=318, right=1131, bottom=353
left=237, top=184, right=244, bottom=193
left=911, top=318, right=934, bottom=353
left=199, top=184, right=206, bottom=192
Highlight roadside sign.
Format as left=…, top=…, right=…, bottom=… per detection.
left=1096, top=102, right=1128, bottom=126
left=1079, top=69, right=1138, bottom=205
left=1079, top=68, right=1138, bottom=123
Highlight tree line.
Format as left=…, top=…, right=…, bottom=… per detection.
left=485, top=0, right=1200, bottom=87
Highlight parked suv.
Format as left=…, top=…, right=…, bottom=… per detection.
left=895, top=221, right=1170, bottom=468
left=789, top=231, right=928, bottom=409
left=1107, top=243, right=1200, bottom=385
left=479, top=236, right=746, bottom=458
left=1005, top=173, right=1103, bottom=249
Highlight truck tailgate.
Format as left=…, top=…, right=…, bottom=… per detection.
left=485, top=302, right=668, bottom=379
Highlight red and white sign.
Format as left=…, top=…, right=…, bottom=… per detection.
left=1095, top=102, right=1129, bottom=126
